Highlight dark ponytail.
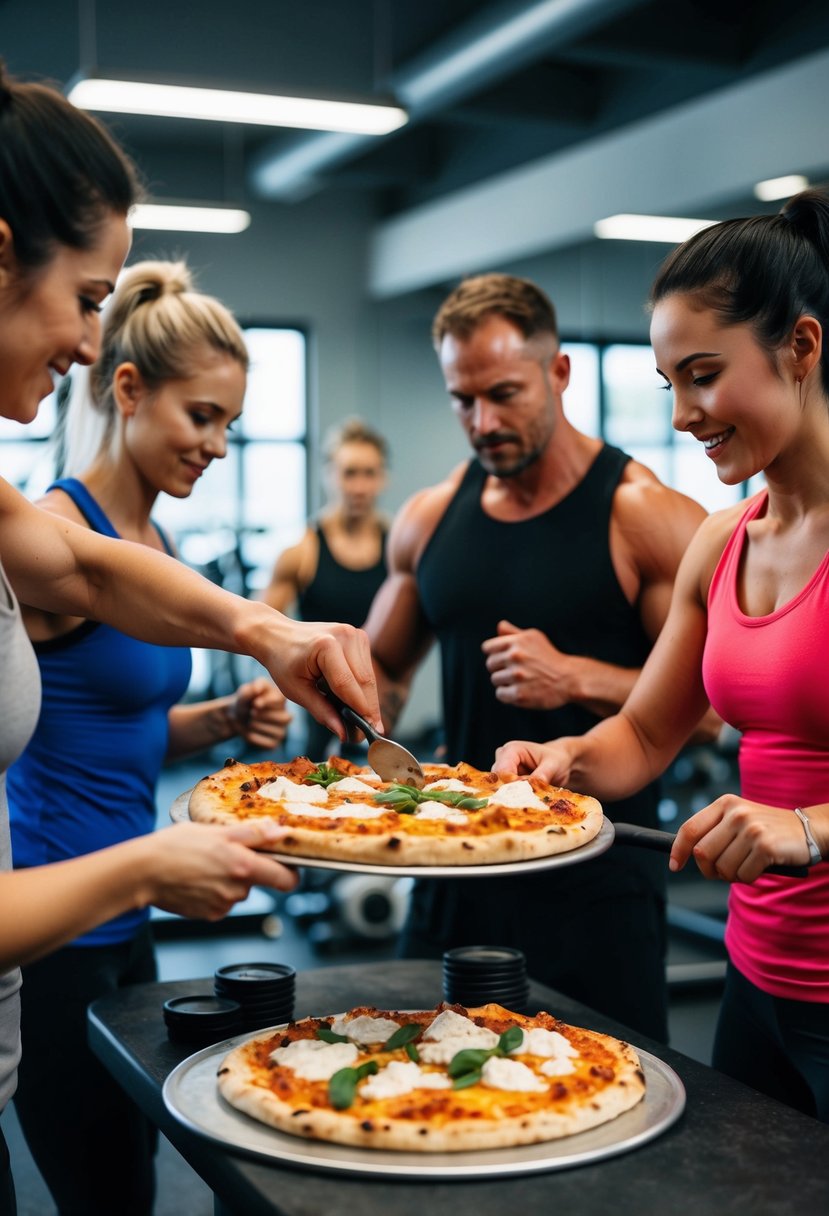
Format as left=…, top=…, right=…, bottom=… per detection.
left=0, top=63, right=139, bottom=272
left=650, top=188, right=829, bottom=396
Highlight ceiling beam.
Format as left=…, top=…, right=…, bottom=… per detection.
left=368, top=45, right=829, bottom=297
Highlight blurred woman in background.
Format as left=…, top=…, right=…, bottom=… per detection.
left=261, top=416, right=389, bottom=758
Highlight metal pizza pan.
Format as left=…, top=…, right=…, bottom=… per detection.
left=169, top=789, right=616, bottom=878
left=161, top=1027, right=686, bottom=1180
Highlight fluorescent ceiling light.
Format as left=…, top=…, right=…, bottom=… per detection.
left=129, top=204, right=251, bottom=234
left=594, top=214, right=719, bottom=243
left=753, top=174, right=809, bottom=201
left=68, top=77, right=407, bottom=135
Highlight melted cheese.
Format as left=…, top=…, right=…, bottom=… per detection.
left=269, top=1039, right=358, bottom=1081
left=419, top=1010, right=499, bottom=1065
left=328, top=777, right=381, bottom=796
left=359, top=1061, right=452, bottom=1100
left=259, top=777, right=328, bottom=805
left=487, top=780, right=547, bottom=811
left=423, top=779, right=477, bottom=794
left=330, top=1014, right=401, bottom=1042
left=510, top=1027, right=579, bottom=1060
left=414, top=805, right=469, bottom=823
left=285, top=801, right=388, bottom=819
left=480, top=1057, right=548, bottom=1093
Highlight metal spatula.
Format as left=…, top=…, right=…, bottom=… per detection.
left=317, top=682, right=425, bottom=788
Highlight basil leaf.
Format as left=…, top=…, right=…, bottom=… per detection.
left=327, top=1059, right=378, bottom=1110
left=497, top=1025, right=524, bottom=1055
left=447, top=1047, right=494, bottom=1078
left=405, top=1041, right=420, bottom=1063
left=328, top=1067, right=359, bottom=1110
left=383, top=1023, right=422, bottom=1051
left=452, top=1068, right=483, bottom=1090
left=316, top=1027, right=350, bottom=1044
left=304, top=763, right=342, bottom=788
left=456, top=796, right=489, bottom=810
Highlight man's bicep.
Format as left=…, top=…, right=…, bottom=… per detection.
left=636, top=491, right=706, bottom=640
left=364, top=572, right=433, bottom=680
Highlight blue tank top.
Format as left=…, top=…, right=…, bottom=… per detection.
left=7, top=480, right=192, bottom=945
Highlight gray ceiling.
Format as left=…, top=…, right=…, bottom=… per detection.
left=3, top=0, right=829, bottom=292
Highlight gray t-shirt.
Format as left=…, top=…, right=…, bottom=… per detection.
left=0, top=556, right=41, bottom=1110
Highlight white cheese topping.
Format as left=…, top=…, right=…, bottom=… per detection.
left=539, top=1056, right=577, bottom=1077
left=414, top=805, right=469, bottom=823
left=328, top=777, right=381, bottom=796
left=259, top=776, right=329, bottom=804
left=509, top=1027, right=579, bottom=1060
left=422, top=1010, right=493, bottom=1042
left=480, top=1056, right=547, bottom=1093
left=487, top=780, right=548, bottom=812
left=269, top=1039, right=358, bottom=1081
left=423, top=779, right=477, bottom=793
left=359, top=1061, right=452, bottom=1101
left=329, top=1014, right=401, bottom=1042
left=280, top=801, right=388, bottom=819
left=419, top=1010, right=500, bottom=1065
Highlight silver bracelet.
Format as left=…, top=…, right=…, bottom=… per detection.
left=793, top=807, right=823, bottom=867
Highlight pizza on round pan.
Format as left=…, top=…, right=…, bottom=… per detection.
left=187, top=755, right=603, bottom=866
left=217, top=1002, right=646, bottom=1152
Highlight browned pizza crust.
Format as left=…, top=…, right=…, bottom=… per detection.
left=188, top=757, right=603, bottom=867
left=217, top=1003, right=645, bottom=1152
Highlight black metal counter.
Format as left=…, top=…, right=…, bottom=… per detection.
left=88, top=960, right=829, bottom=1216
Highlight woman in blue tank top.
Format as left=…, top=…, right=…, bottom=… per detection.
left=7, top=259, right=293, bottom=1216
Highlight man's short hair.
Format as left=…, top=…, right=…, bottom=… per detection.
left=432, top=273, right=558, bottom=348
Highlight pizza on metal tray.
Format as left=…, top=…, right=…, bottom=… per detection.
left=188, top=755, right=603, bottom=866
left=217, top=1002, right=646, bottom=1152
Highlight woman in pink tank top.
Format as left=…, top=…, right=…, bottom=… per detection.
left=496, top=187, right=829, bottom=1122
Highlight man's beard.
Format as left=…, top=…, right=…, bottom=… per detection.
left=474, top=439, right=544, bottom=479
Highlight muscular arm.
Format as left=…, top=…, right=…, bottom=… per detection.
left=364, top=476, right=461, bottom=731
left=1, top=480, right=380, bottom=737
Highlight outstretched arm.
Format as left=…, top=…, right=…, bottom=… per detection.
left=0, top=820, right=298, bottom=973
left=1, top=481, right=380, bottom=738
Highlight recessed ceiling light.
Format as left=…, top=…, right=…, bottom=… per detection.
left=68, top=77, right=408, bottom=136
left=753, top=174, right=809, bottom=201
left=129, top=204, right=251, bottom=234
left=593, top=214, right=719, bottom=243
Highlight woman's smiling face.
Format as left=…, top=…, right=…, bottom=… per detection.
left=0, top=211, right=131, bottom=425
left=650, top=293, right=801, bottom=485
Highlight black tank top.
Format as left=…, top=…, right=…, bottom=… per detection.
left=417, top=443, right=659, bottom=830
left=298, top=522, right=387, bottom=627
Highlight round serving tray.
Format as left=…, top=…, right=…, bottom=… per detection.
left=170, top=789, right=616, bottom=878
left=162, top=1026, right=685, bottom=1180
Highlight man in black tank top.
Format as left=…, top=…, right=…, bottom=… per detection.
left=366, top=274, right=715, bottom=1041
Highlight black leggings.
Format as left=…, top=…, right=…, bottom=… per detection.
left=713, top=962, right=829, bottom=1122
left=14, top=925, right=157, bottom=1216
